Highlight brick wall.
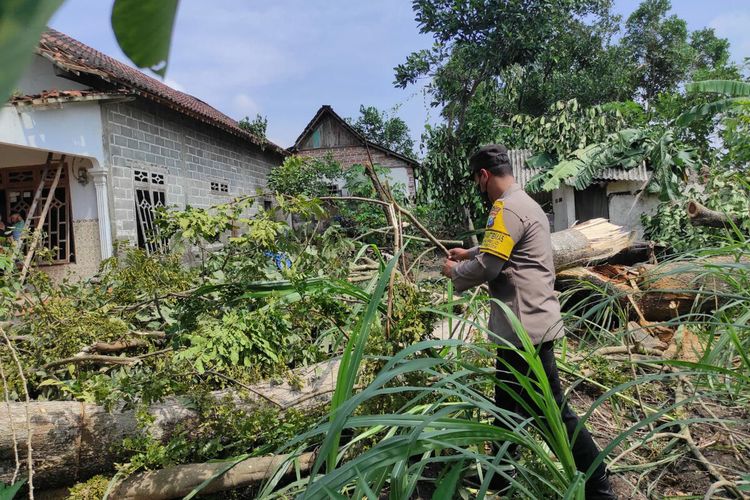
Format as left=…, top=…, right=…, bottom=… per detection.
left=102, top=100, right=284, bottom=244
left=299, top=146, right=416, bottom=197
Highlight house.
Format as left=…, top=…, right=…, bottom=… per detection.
left=0, top=29, right=286, bottom=281
left=509, top=150, right=659, bottom=237
left=291, top=105, right=419, bottom=198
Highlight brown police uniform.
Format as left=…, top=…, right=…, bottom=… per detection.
left=451, top=183, right=564, bottom=346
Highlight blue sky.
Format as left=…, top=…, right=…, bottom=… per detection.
left=49, top=1, right=750, bottom=151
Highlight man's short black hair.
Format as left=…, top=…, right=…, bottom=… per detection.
left=469, top=144, right=513, bottom=177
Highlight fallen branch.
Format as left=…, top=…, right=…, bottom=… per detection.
left=674, top=376, right=745, bottom=499
left=43, top=354, right=140, bottom=370
left=687, top=200, right=745, bottom=228
left=43, top=349, right=172, bottom=371
left=81, top=339, right=148, bottom=354
left=110, top=452, right=316, bottom=499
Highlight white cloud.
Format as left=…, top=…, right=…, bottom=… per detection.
left=231, top=93, right=259, bottom=118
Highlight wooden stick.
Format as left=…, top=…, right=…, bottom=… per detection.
left=20, top=155, right=66, bottom=285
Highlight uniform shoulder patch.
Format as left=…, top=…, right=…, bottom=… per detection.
left=479, top=199, right=515, bottom=259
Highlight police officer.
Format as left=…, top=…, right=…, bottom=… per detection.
left=442, top=144, right=616, bottom=499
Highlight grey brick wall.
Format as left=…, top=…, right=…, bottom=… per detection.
left=102, top=100, right=284, bottom=244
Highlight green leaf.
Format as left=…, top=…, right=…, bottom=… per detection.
left=433, top=459, right=465, bottom=500
left=0, top=478, right=27, bottom=500
left=0, top=0, right=64, bottom=103
left=685, top=79, right=750, bottom=97
left=111, top=0, right=179, bottom=77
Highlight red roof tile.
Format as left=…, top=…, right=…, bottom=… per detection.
left=37, top=29, right=286, bottom=156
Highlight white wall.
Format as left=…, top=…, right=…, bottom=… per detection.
left=0, top=103, right=105, bottom=162
left=15, top=55, right=89, bottom=95
left=386, top=166, right=410, bottom=195
left=551, top=185, right=575, bottom=231
left=606, top=181, right=659, bottom=239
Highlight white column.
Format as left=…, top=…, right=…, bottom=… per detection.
left=90, top=169, right=113, bottom=260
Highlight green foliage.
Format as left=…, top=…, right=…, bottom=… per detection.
left=111, top=0, right=178, bottom=77
left=346, top=105, right=416, bottom=159
left=238, top=113, right=268, bottom=141
left=174, top=305, right=304, bottom=379
left=721, top=104, right=750, bottom=167
left=526, top=127, right=698, bottom=201
left=511, top=98, right=632, bottom=165
left=67, top=475, right=109, bottom=500
left=267, top=155, right=342, bottom=197
left=622, top=0, right=694, bottom=100
left=643, top=168, right=750, bottom=251
left=0, top=0, right=63, bottom=103
left=120, top=397, right=321, bottom=475
left=335, top=164, right=408, bottom=244
left=677, top=79, right=750, bottom=127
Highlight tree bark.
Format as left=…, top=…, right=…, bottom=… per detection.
left=557, top=255, right=747, bottom=321
left=687, top=200, right=745, bottom=228
left=0, top=359, right=339, bottom=490
left=109, top=452, right=315, bottom=499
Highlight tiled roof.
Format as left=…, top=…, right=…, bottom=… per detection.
left=509, top=149, right=650, bottom=187
left=36, top=29, right=286, bottom=156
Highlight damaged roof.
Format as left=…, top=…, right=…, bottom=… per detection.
left=510, top=149, right=650, bottom=187
left=10, top=88, right=134, bottom=107
left=36, top=29, right=287, bottom=156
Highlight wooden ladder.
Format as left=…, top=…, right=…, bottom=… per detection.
left=16, top=153, right=66, bottom=284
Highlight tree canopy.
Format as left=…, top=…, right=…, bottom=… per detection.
left=346, top=105, right=416, bottom=159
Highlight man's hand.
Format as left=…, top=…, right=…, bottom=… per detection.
left=442, top=258, right=458, bottom=278
left=448, top=247, right=471, bottom=261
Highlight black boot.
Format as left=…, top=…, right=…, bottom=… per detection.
left=585, top=471, right=618, bottom=500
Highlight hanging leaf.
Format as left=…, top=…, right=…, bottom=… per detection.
left=111, top=0, right=179, bottom=77
left=0, top=0, right=64, bottom=103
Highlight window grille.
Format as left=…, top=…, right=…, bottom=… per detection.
left=133, top=169, right=167, bottom=254
left=210, top=181, right=229, bottom=193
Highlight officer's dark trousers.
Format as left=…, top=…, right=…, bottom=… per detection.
left=494, top=341, right=614, bottom=498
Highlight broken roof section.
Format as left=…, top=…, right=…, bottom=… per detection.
left=510, top=149, right=650, bottom=188
left=10, top=89, right=135, bottom=108
left=36, top=29, right=287, bottom=156
left=291, top=105, right=420, bottom=168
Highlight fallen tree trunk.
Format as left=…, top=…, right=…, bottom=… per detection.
left=551, top=218, right=634, bottom=271
left=687, top=200, right=745, bottom=228
left=110, top=452, right=315, bottom=499
left=558, top=255, right=748, bottom=321
left=0, top=359, right=339, bottom=490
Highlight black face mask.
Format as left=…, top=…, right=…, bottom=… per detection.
left=478, top=188, right=491, bottom=209
left=477, top=178, right=492, bottom=209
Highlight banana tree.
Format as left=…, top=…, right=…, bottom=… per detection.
left=676, top=79, right=750, bottom=126
left=526, top=126, right=698, bottom=201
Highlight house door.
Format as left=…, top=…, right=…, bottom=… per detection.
left=574, top=184, right=609, bottom=223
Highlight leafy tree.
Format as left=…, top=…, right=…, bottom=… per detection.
left=267, top=154, right=342, bottom=198
left=238, top=113, right=268, bottom=140
left=510, top=99, right=634, bottom=167
left=347, top=105, right=416, bottom=159
left=622, top=0, right=694, bottom=102
left=395, top=0, right=630, bottom=226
